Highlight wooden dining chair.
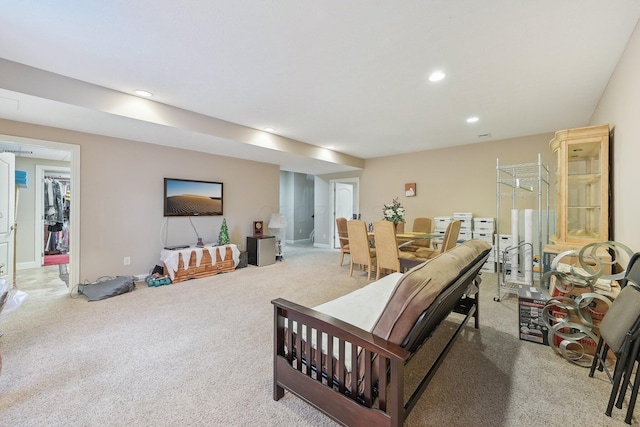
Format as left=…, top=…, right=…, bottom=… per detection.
left=414, top=220, right=461, bottom=260
left=373, top=220, right=416, bottom=278
left=346, top=220, right=377, bottom=280
left=336, top=217, right=350, bottom=266
left=399, top=217, right=432, bottom=253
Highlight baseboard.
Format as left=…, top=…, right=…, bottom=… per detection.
left=313, top=243, right=331, bottom=249
left=17, top=261, right=40, bottom=270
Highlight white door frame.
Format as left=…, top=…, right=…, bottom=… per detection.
left=329, top=177, right=359, bottom=248
left=0, top=152, right=15, bottom=284
left=0, top=134, right=80, bottom=295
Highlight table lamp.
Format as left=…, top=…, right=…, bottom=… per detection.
left=268, top=213, right=287, bottom=261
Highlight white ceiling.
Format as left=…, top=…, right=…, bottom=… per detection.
left=1, top=1, right=639, bottom=173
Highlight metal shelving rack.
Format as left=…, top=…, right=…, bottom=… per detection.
left=494, top=154, right=550, bottom=301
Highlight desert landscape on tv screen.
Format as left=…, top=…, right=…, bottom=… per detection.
left=165, top=180, right=222, bottom=216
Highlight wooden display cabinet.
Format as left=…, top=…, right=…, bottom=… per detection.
left=549, top=124, right=610, bottom=246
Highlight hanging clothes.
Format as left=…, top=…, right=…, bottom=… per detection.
left=44, top=178, right=66, bottom=225
left=43, top=177, right=70, bottom=254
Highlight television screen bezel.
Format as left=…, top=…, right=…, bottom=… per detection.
left=163, top=178, right=223, bottom=217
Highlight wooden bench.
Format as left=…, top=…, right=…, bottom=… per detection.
left=272, top=240, right=491, bottom=427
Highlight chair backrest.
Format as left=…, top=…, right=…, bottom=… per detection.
left=440, top=220, right=461, bottom=253
left=412, top=217, right=432, bottom=248
left=600, top=252, right=640, bottom=355
left=600, top=283, right=640, bottom=355
left=395, top=222, right=405, bottom=233
left=623, top=252, right=640, bottom=288
left=373, top=221, right=400, bottom=272
left=346, top=220, right=373, bottom=265
left=336, top=217, right=348, bottom=249
left=413, top=217, right=432, bottom=233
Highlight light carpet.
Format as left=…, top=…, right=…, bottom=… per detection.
left=0, top=244, right=632, bottom=426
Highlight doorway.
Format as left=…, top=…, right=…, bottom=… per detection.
left=330, top=178, right=359, bottom=249
left=36, top=165, right=71, bottom=283
left=0, top=135, right=79, bottom=294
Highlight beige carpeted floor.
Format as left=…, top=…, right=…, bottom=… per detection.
left=0, top=243, right=633, bottom=426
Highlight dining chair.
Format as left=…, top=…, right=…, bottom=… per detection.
left=399, top=217, right=432, bottom=253
left=346, top=220, right=377, bottom=280
left=413, top=220, right=461, bottom=260
left=336, top=217, right=350, bottom=266
left=589, top=252, right=640, bottom=424
left=372, top=221, right=417, bottom=278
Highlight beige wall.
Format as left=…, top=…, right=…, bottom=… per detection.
left=1, top=119, right=280, bottom=281
left=359, top=133, right=556, bottom=230
left=591, top=19, right=640, bottom=251
left=314, top=133, right=556, bottom=248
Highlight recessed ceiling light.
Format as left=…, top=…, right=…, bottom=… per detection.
left=428, top=71, right=446, bottom=82
left=466, top=116, right=479, bottom=123
left=134, top=89, right=153, bottom=97
left=264, top=127, right=276, bottom=132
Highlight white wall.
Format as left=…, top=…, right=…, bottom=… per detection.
left=591, top=19, right=640, bottom=251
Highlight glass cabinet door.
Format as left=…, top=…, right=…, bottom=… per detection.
left=549, top=124, right=609, bottom=246
left=566, top=140, right=602, bottom=240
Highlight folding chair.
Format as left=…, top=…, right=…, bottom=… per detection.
left=589, top=252, right=640, bottom=424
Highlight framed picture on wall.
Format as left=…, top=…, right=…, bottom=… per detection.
left=405, top=183, right=416, bottom=197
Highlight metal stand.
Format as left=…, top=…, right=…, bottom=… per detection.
left=494, top=154, right=550, bottom=302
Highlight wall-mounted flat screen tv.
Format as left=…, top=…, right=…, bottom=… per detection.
left=164, top=178, right=223, bottom=217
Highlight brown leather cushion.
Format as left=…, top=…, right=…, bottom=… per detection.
left=371, top=240, right=491, bottom=345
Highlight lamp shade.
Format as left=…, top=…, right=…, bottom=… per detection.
left=268, top=213, right=287, bottom=229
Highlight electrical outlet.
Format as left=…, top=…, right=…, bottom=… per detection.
left=123, top=256, right=131, bottom=265
left=299, top=229, right=302, bottom=234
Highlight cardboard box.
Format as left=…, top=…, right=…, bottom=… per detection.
left=545, top=276, right=619, bottom=358
left=543, top=243, right=612, bottom=275
left=518, top=285, right=549, bottom=345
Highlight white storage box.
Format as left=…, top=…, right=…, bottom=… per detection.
left=453, top=213, right=473, bottom=230
left=496, top=234, right=514, bottom=248
left=473, top=217, right=495, bottom=231
left=459, top=219, right=473, bottom=230
left=458, top=231, right=472, bottom=241
left=434, top=216, right=453, bottom=231
left=472, top=231, right=494, bottom=244
left=453, top=212, right=473, bottom=219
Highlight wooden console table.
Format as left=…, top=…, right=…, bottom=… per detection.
left=160, top=244, right=240, bottom=283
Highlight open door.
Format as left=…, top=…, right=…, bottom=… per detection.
left=331, top=178, right=359, bottom=249
left=0, top=152, right=15, bottom=284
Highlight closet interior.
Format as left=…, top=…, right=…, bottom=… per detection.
left=43, top=175, right=70, bottom=258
